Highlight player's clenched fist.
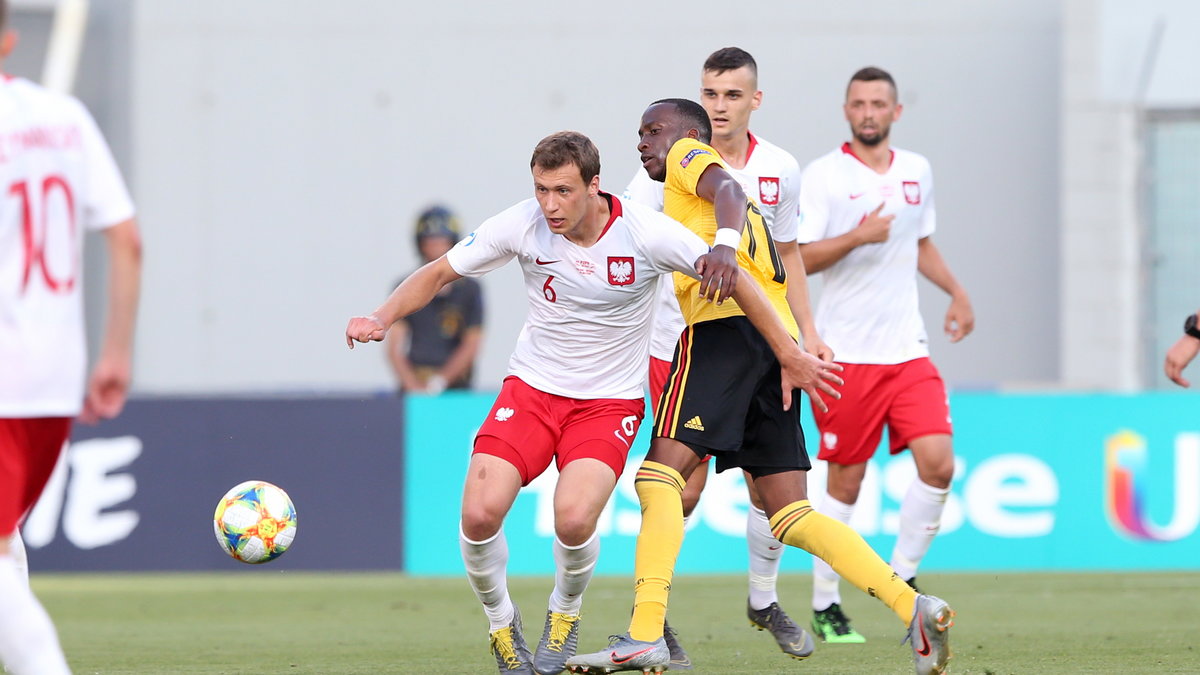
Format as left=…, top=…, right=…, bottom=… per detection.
left=854, top=202, right=894, bottom=245
left=345, top=314, right=388, bottom=348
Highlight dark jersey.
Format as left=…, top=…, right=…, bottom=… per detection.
left=396, top=275, right=483, bottom=387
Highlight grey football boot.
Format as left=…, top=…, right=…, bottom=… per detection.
left=490, top=605, right=535, bottom=674
left=747, top=600, right=815, bottom=659
left=533, top=610, right=581, bottom=674
left=566, top=633, right=670, bottom=673
left=904, top=594, right=955, bottom=675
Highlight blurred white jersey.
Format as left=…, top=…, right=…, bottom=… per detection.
left=446, top=194, right=708, bottom=400
left=797, top=143, right=936, bottom=364
left=0, top=76, right=136, bottom=417
left=624, top=132, right=802, bottom=360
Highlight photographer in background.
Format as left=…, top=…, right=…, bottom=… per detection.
left=386, top=205, right=484, bottom=394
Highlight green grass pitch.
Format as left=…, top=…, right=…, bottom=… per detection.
left=37, top=571, right=1199, bottom=673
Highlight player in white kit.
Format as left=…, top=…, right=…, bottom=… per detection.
left=0, top=3, right=143, bottom=672
left=345, top=131, right=824, bottom=675
left=623, top=47, right=827, bottom=661
left=797, top=67, right=973, bottom=644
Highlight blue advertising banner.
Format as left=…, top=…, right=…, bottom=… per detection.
left=25, top=396, right=405, bottom=571
left=404, top=392, right=1200, bottom=575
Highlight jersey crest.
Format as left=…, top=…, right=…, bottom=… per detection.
left=758, top=177, right=780, bottom=205
left=607, top=257, right=634, bottom=286
left=903, top=180, right=921, bottom=205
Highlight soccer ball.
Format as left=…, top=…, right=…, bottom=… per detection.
left=213, top=480, right=297, bottom=564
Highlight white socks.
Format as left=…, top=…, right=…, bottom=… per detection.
left=459, top=527, right=514, bottom=632
left=9, top=530, right=28, bottom=586
left=746, top=506, right=783, bottom=611
left=548, top=533, right=599, bottom=616
left=891, top=479, right=950, bottom=581
left=811, top=492, right=854, bottom=611
left=0, top=554, right=70, bottom=675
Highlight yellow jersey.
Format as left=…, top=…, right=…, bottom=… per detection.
left=663, top=137, right=797, bottom=338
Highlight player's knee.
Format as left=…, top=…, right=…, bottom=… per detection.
left=918, top=454, right=955, bottom=489
left=460, top=503, right=506, bottom=542
left=827, top=479, right=863, bottom=504
left=553, top=509, right=598, bottom=547
left=681, top=493, right=701, bottom=518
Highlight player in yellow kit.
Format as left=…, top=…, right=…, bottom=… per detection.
left=567, top=99, right=954, bottom=675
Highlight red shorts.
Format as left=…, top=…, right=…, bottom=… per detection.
left=648, top=355, right=712, bottom=463
left=474, top=376, right=645, bottom=486
left=648, top=356, right=672, bottom=419
left=0, top=417, right=71, bottom=536
left=812, top=358, right=951, bottom=465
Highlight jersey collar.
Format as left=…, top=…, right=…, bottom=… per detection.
left=744, top=132, right=759, bottom=165
left=841, top=141, right=894, bottom=171
left=597, top=191, right=623, bottom=240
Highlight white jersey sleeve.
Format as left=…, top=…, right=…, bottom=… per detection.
left=444, top=202, right=528, bottom=278
left=768, top=155, right=802, bottom=243
left=796, top=159, right=832, bottom=244
left=621, top=167, right=664, bottom=211
left=634, top=208, right=708, bottom=278
left=76, top=101, right=135, bottom=230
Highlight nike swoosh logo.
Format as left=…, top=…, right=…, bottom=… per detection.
left=849, top=192, right=865, bottom=200
left=916, top=618, right=932, bottom=656
left=535, top=257, right=559, bottom=265
left=611, top=647, right=654, bottom=664
left=613, top=429, right=632, bottom=448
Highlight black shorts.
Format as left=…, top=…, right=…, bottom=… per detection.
left=652, top=316, right=811, bottom=474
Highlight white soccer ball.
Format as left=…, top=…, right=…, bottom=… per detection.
left=213, top=480, right=297, bottom=564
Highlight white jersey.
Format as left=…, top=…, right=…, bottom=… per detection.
left=0, top=76, right=136, bottom=417
left=797, top=143, right=936, bottom=364
left=445, top=194, right=709, bottom=400
left=624, top=132, right=801, bottom=360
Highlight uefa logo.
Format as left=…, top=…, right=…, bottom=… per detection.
left=1104, top=430, right=1200, bottom=542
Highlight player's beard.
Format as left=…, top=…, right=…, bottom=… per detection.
left=854, top=124, right=889, bottom=147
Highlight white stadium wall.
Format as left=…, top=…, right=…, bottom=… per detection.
left=1060, top=0, right=1200, bottom=389
left=23, top=0, right=1200, bottom=395
left=119, top=0, right=1063, bottom=394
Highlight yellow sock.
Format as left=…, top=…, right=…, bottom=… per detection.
left=770, top=500, right=916, bottom=624
left=628, top=461, right=686, bottom=642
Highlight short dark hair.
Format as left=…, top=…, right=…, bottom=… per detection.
left=848, top=66, right=898, bottom=100
left=530, top=131, right=601, bottom=185
left=703, top=47, right=757, bottom=78
left=650, top=98, right=713, bottom=144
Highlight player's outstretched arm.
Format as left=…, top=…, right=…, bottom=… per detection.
left=725, top=268, right=843, bottom=412
left=346, top=257, right=463, bottom=349
left=82, top=218, right=142, bottom=424
left=917, top=236, right=974, bottom=342
left=693, top=164, right=750, bottom=304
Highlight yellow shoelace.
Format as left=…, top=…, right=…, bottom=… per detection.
left=490, top=627, right=522, bottom=668
left=546, top=613, right=579, bottom=652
